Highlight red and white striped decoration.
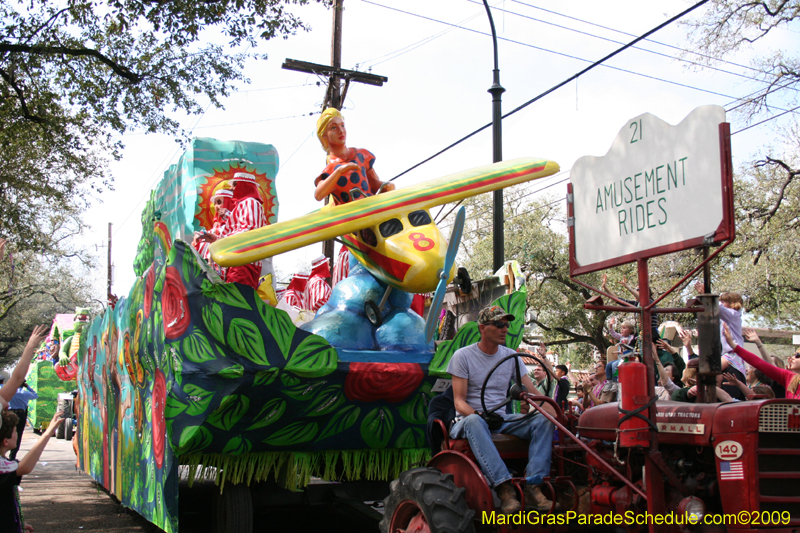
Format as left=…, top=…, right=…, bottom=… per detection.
left=332, top=246, right=350, bottom=287
left=281, top=272, right=309, bottom=311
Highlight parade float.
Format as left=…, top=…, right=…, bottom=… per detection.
left=71, top=129, right=558, bottom=532
left=27, top=311, right=88, bottom=432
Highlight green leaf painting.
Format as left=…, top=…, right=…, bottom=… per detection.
left=182, top=328, right=216, bottom=364
left=398, top=387, right=430, bottom=425
left=154, top=265, right=166, bottom=293
left=217, top=364, right=244, bottom=379
left=182, top=247, right=201, bottom=281
left=361, top=408, right=394, bottom=449
left=227, top=318, right=267, bottom=365
left=429, top=323, right=479, bottom=377
left=177, top=425, right=213, bottom=455
left=201, top=279, right=251, bottom=310
left=164, top=396, right=187, bottom=419
left=183, top=384, right=215, bottom=417
left=285, top=335, right=337, bottom=378
left=202, top=303, right=225, bottom=344
left=316, top=406, right=360, bottom=442
left=492, top=290, right=527, bottom=350
left=263, top=421, right=319, bottom=447
left=282, top=379, right=327, bottom=401
left=257, top=298, right=293, bottom=358
left=254, top=368, right=279, bottom=387
left=221, top=436, right=252, bottom=456
left=395, top=428, right=426, bottom=449
left=207, top=395, right=249, bottom=431
left=304, top=385, right=344, bottom=417
left=169, top=345, right=183, bottom=387
left=247, top=398, right=286, bottom=430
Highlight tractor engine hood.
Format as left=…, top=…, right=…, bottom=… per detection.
left=577, top=401, right=725, bottom=446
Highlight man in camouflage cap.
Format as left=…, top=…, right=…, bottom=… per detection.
left=446, top=305, right=558, bottom=514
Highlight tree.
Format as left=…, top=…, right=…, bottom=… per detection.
left=684, top=1, right=800, bottom=326
left=458, top=188, right=612, bottom=359
left=684, top=1, right=800, bottom=118
left=0, top=244, right=99, bottom=368
left=714, top=135, right=800, bottom=326
left=0, top=0, right=329, bottom=254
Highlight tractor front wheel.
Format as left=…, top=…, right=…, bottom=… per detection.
left=380, top=467, right=475, bottom=533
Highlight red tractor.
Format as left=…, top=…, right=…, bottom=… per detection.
left=380, top=353, right=800, bottom=533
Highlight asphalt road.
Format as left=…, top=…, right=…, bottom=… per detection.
left=16, top=428, right=382, bottom=533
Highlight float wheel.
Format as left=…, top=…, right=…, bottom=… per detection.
left=213, top=483, right=253, bottom=533
left=364, top=300, right=383, bottom=327
left=455, top=267, right=472, bottom=295
left=380, top=467, right=475, bottom=533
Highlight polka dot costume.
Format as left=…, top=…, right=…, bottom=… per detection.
left=315, top=148, right=377, bottom=205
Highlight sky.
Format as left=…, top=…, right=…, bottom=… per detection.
left=81, top=0, right=800, bottom=298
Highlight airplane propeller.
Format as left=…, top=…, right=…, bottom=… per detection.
left=424, top=206, right=465, bottom=344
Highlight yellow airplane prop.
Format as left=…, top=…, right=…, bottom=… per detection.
left=210, top=157, right=559, bottom=341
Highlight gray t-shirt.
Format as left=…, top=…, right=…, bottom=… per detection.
left=446, top=343, right=527, bottom=415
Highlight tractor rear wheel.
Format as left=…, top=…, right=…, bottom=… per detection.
left=64, top=418, right=74, bottom=441
left=380, top=467, right=475, bottom=533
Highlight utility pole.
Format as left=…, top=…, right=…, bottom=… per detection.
left=107, top=223, right=114, bottom=307
left=282, top=0, right=387, bottom=280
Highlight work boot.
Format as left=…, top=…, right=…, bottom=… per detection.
left=524, top=484, right=561, bottom=512
left=496, top=481, right=521, bottom=514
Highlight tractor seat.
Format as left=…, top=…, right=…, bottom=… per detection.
left=431, top=419, right=530, bottom=459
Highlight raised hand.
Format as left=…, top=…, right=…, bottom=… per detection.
left=743, top=328, right=760, bottom=344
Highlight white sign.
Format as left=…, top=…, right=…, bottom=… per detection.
left=570, top=106, right=727, bottom=271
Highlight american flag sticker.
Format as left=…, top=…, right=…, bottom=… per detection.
left=720, top=461, right=745, bottom=480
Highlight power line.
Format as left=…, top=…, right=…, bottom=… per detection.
left=357, top=1, right=491, bottom=69
left=465, top=0, right=794, bottom=91
left=193, top=110, right=320, bottom=130
left=731, top=103, right=800, bottom=135
left=508, top=0, right=778, bottom=79
left=112, top=100, right=215, bottom=237
left=365, top=1, right=735, bottom=105
left=383, top=0, right=713, bottom=182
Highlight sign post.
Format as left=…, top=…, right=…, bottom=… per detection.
left=568, top=105, right=734, bottom=533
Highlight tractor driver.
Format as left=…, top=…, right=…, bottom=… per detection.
left=447, top=305, right=558, bottom=515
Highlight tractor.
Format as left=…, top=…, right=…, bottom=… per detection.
left=380, top=351, right=800, bottom=533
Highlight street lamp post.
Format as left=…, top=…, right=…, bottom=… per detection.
left=483, top=0, right=506, bottom=273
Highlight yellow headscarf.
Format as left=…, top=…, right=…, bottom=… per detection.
left=316, top=108, right=344, bottom=153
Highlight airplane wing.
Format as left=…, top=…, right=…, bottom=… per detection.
left=210, top=157, right=559, bottom=267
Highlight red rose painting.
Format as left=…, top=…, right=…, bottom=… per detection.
left=152, top=369, right=166, bottom=469
left=162, top=266, right=190, bottom=339
left=345, top=362, right=424, bottom=403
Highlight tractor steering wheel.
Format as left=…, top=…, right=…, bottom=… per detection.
left=479, top=354, right=528, bottom=417
left=479, top=353, right=554, bottom=419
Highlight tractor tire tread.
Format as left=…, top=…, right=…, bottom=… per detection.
left=380, top=466, right=475, bottom=533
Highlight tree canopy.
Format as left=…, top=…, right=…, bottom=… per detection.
left=0, top=0, right=328, bottom=255
left=684, top=0, right=800, bottom=325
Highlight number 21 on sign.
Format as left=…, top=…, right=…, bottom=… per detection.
left=630, top=119, right=643, bottom=143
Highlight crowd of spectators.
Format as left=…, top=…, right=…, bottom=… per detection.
left=523, top=279, right=799, bottom=417
left=1, top=326, right=64, bottom=533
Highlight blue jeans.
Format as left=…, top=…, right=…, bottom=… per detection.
left=449, top=412, right=554, bottom=488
